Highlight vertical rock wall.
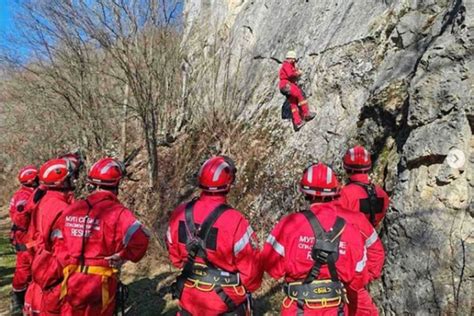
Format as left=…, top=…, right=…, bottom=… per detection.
left=182, top=0, right=473, bottom=314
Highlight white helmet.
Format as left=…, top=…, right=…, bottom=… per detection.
left=286, top=50, right=297, bottom=59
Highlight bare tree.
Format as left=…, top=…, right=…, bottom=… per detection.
left=1, top=0, right=183, bottom=190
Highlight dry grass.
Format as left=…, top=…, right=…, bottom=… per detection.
left=0, top=209, right=15, bottom=315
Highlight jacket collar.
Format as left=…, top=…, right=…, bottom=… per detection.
left=20, top=185, right=35, bottom=193
left=44, top=189, right=71, bottom=202
left=349, top=173, right=370, bottom=184
left=199, top=192, right=227, bottom=204
left=86, top=190, right=119, bottom=205
left=309, top=199, right=339, bottom=212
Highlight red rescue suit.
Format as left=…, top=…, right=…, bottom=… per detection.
left=334, top=201, right=385, bottom=316
left=262, top=203, right=365, bottom=315
left=24, top=188, right=72, bottom=315
left=279, top=60, right=311, bottom=125
left=339, top=174, right=389, bottom=228
left=53, top=190, right=149, bottom=316
left=166, top=193, right=262, bottom=315
left=24, top=189, right=72, bottom=316
left=9, top=186, right=34, bottom=293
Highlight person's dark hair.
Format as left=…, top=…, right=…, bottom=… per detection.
left=88, top=183, right=119, bottom=195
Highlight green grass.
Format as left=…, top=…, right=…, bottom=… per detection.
left=0, top=235, right=15, bottom=313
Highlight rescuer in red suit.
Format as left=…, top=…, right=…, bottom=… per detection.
left=9, top=165, right=39, bottom=314
left=339, top=146, right=390, bottom=228
left=23, top=158, right=76, bottom=316
left=166, top=156, right=262, bottom=315
left=262, top=163, right=365, bottom=315
left=52, top=157, right=149, bottom=316
left=334, top=205, right=385, bottom=315
left=279, top=50, right=316, bottom=131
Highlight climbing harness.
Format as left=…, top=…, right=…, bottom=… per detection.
left=349, top=181, right=384, bottom=226
left=284, top=210, right=347, bottom=316
left=173, top=199, right=248, bottom=315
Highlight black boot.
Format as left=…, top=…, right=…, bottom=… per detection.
left=304, top=112, right=316, bottom=121
left=293, top=120, right=305, bottom=132
left=11, top=290, right=26, bottom=315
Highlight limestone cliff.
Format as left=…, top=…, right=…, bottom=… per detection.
left=181, top=0, right=472, bottom=314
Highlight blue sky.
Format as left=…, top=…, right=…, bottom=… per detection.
left=0, top=0, right=184, bottom=61
left=0, top=0, right=28, bottom=60
left=0, top=0, right=14, bottom=34
left=0, top=0, right=18, bottom=53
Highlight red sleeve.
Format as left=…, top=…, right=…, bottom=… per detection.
left=232, top=218, right=262, bottom=292
left=364, top=226, right=385, bottom=281
left=374, top=186, right=390, bottom=228
left=10, top=191, right=31, bottom=229
left=338, top=188, right=357, bottom=213
left=338, top=189, right=349, bottom=209
left=280, top=62, right=299, bottom=81
left=33, top=211, right=66, bottom=290
left=42, top=199, right=69, bottom=246
left=51, top=214, right=69, bottom=266
left=261, top=218, right=287, bottom=280
left=338, top=224, right=364, bottom=285
left=166, top=205, right=185, bottom=269
left=117, top=209, right=150, bottom=262
left=381, top=188, right=390, bottom=213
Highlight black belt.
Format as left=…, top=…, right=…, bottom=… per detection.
left=284, top=279, right=346, bottom=311
left=175, top=262, right=245, bottom=313
left=180, top=300, right=247, bottom=316
left=184, top=263, right=240, bottom=287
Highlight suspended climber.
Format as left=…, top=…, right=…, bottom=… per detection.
left=279, top=50, right=316, bottom=131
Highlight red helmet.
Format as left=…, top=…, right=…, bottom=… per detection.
left=300, top=163, right=340, bottom=197
left=39, top=158, right=73, bottom=188
left=87, top=158, right=125, bottom=187
left=59, top=152, right=84, bottom=178
left=198, top=156, right=236, bottom=193
left=343, top=146, right=372, bottom=173
left=59, top=153, right=81, bottom=169
left=18, top=165, right=38, bottom=185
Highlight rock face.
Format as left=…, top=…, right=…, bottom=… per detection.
left=182, top=0, right=472, bottom=314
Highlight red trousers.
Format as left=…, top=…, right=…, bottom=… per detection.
left=24, top=282, right=42, bottom=315
left=41, top=285, right=62, bottom=315
left=178, top=285, right=247, bottom=315
left=347, top=287, right=379, bottom=316
left=280, top=81, right=310, bottom=125
left=60, top=301, right=116, bottom=316
left=60, top=272, right=118, bottom=316
left=24, top=282, right=61, bottom=315
left=12, top=251, right=32, bottom=292
left=280, top=297, right=349, bottom=315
